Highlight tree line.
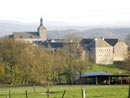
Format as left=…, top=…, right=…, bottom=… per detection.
left=0, top=37, right=91, bottom=85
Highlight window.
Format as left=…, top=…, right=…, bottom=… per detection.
left=20, top=36, right=22, bottom=38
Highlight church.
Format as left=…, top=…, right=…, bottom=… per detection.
left=12, top=18, right=47, bottom=43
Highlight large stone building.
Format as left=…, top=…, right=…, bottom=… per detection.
left=87, top=38, right=113, bottom=64
left=12, top=18, right=47, bottom=43
left=80, top=38, right=128, bottom=64
left=113, top=41, right=128, bottom=61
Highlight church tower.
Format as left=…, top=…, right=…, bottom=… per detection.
left=38, top=18, right=47, bottom=41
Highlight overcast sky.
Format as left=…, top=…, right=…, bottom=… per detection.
left=0, top=0, right=130, bottom=26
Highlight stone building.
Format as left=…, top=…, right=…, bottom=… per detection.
left=8, top=18, right=128, bottom=64
left=87, top=38, right=113, bottom=64
left=80, top=38, right=128, bottom=64
left=113, top=41, right=128, bottom=61
left=12, top=18, right=47, bottom=43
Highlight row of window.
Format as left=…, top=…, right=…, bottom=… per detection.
left=98, top=49, right=111, bottom=52
left=19, top=36, right=33, bottom=38
left=98, top=54, right=111, bottom=56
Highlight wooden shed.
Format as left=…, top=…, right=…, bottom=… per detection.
left=75, top=72, right=130, bottom=85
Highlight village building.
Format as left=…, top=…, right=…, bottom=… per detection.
left=9, top=18, right=128, bottom=65
left=12, top=18, right=47, bottom=43
left=80, top=38, right=128, bottom=64
left=86, top=38, right=113, bottom=64
left=113, top=41, right=128, bottom=61
left=75, top=72, right=130, bottom=85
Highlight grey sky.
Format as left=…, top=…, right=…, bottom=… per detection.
left=0, top=0, right=130, bottom=26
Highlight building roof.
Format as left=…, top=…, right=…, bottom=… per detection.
left=104, top=39, right=118, bottom=46
left=87, top=38, right=112, bottom=48
left=35, top=40, right=64, bottom=48
left=81, top=72, right=109, bottom=77
left=38, top=17, right=46, bottom=29
left=80, top=39, right=93, bottom=45
left=13, top=32, right=40, bottom=39
left=49, top=42, right=64, bottom=48
left=80, top=38, right=118, bottom=49
left=75, top=72, right=110, bottom=79
left=96, top=39, right=112, bottom=47
left=80, top=72, right=130, bottom=78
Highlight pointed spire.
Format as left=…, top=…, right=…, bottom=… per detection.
left=40, top=17, right=43, bottom=26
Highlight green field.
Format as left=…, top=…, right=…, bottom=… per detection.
left=0, top=85, right=129, bottom=98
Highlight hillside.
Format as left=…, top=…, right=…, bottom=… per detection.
left=47, top=28, right=130, bottom=40
left=87, top=64, right=130, bottom=75
left=0, top=21, right=130, bottom=40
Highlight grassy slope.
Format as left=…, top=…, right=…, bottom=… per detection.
left=0, top=85, right=129, bottom=98
left=87, top=64, right=130, bottom=74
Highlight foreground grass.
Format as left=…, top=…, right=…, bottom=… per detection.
left=0, top=85, right=129, bottom=98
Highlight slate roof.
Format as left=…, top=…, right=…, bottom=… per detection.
left=49, top=42, right=64, bottom=48
left=75, top=72, right=110, bottom=80
left=35, top=40, right=64, bottom=48
left=80, top=38, right=118, bottom=49
left=77, top=72, right=130, bottom=78
left=80, top=39, right=93, bottom=46
left=87, top=38, right=112, bottom=48
left=8, top=34, right=14, bottom=38
left=81, top=72, right=109, bottom=77
left=104, top=39, right=118, bottom=46
left=13, top=32, right=40, bottom=39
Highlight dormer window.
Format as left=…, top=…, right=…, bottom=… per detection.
left=20, top=36, right=22, bottom=38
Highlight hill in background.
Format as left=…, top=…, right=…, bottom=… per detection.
left=0, top=20, right=130, bottom=40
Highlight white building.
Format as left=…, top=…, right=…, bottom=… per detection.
left=87, top=38, right=113, bottom=64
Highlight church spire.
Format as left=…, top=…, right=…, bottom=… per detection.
left=38, top=17, right=47, bottom=41
left=40, top=17, right=43, bottom=26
